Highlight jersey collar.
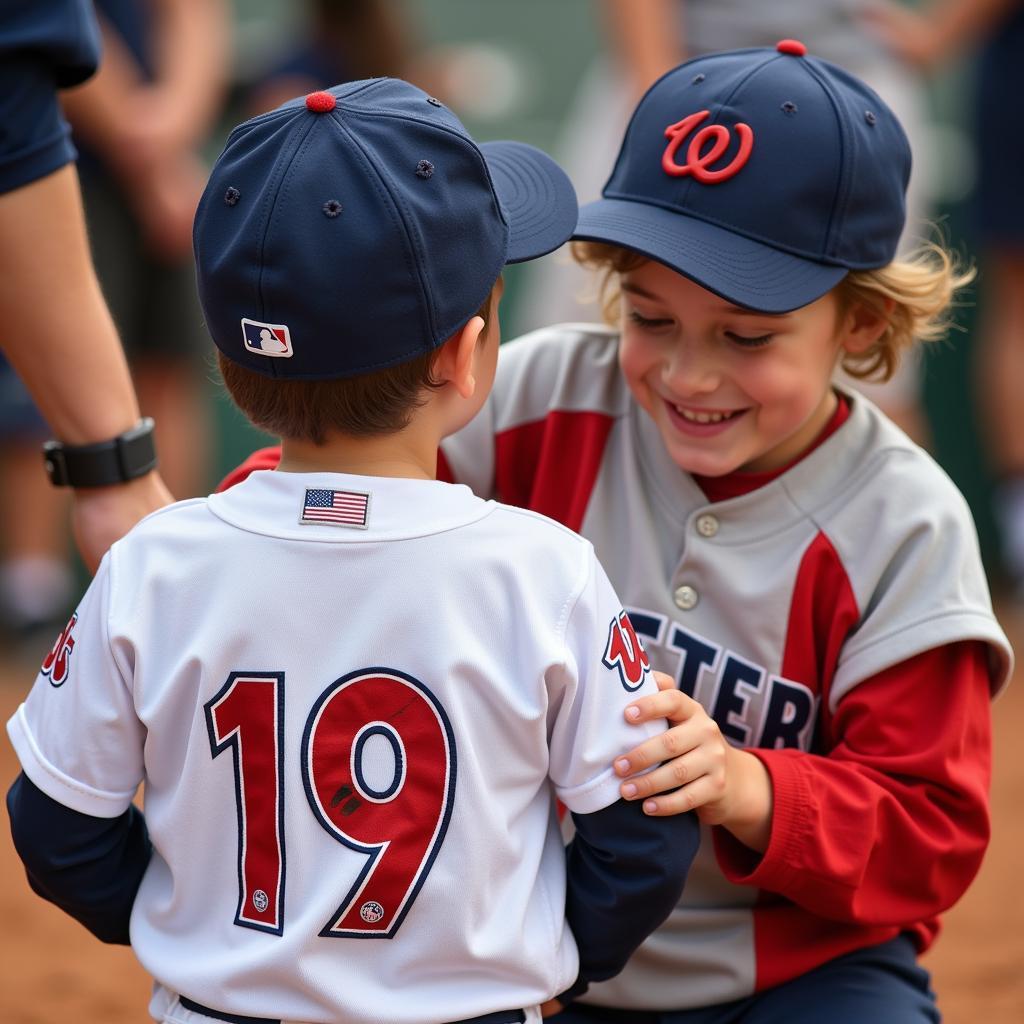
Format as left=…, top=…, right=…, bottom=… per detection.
left=207, top=469, right=493, bottom=541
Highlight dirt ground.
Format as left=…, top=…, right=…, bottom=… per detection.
left=1, top=612, right=1022, bottom=1024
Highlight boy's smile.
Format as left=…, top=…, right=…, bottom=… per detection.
left=618, top=261, right=853, bottom=478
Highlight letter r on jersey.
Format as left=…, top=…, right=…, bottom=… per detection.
left=603, top=611, right=652, bottom=692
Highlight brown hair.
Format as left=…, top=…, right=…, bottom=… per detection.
left=571, top=240, right=974, bottom=383
left=218, top=286, right=497, bottom=444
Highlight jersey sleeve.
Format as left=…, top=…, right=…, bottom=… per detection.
left=828, top=456, right=1012, bottom=702
left=6, top=554, right=144, bottom=818
left=546, top=547, right=665, bottom=814
left=714, top=640, right=993, bottom=931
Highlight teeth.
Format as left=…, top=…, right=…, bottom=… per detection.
left=677, top=407, right=730, bottom=424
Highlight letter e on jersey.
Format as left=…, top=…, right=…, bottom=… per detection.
left=603, top=610, right=651, bottom=692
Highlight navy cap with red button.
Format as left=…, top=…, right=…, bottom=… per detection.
left=193, top=78, right=578, bottom=379
left=573, top=40, right=912, bottom=313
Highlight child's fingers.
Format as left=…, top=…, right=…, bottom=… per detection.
left=639, top=776, right=721, bottom=818
left=624, top=688, right=700, bottom=728
left=651, top=669, right=677, bottom=692
left=614, top=757, right=696, bottom=802
left=619, top=749, right=707, bottom=801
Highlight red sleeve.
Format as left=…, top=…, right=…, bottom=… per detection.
left=714, top=640, right=992, bottom=928
left=220, top=447, right=458, bottom=491
left=436, top=448, right=455, bottom=484
left=216, top=446, right=282, bottom=491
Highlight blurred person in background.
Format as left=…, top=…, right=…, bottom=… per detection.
left=0, top=0, right=172, bottom=646
left=865, top=0, right=1024, bottom=596
left=244, top=0, right=426, bottom=118
left=519, top=0, right=935, bottom=444
left=59, top=0, right=230, bottom=501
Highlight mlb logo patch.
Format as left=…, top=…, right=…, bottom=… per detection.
left=300, top=488, right=371, bottom=528
left=241, top=318, right=293, bottom=358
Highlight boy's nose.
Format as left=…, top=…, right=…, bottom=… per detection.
left=663, top=340, right=722, bottom=396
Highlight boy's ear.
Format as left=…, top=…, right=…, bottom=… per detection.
left=434, top=315, right=486, bottom=400
left=839, top=297, right=894, bottom=355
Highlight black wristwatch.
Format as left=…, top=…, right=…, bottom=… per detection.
left=42, top=418, right=158, bottom=488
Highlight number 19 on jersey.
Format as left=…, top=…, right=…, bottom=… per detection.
left=204, top=668, right=457, bottom=939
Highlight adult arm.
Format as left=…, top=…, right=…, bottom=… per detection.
left=61, top=0, right=229, bottom=163
left=864, top=0, right=1022, bottom=69
left=600, top=0, right=685, bottom=100
left=6, top=772, right=152, bottom=944
left=0, top=165, right=173, bottom=568
left=61, top=0, right=230, bottom=261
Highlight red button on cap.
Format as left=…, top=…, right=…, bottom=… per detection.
left=776, top=39, right=807, bottom=56
left=305, top=91, right=337, bottom=113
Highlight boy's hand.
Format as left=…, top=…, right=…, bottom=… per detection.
left=616, top=671, right=773, bottom=852
left=540, top=998, right=564, bottom=1017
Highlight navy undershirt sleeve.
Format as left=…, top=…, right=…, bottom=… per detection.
left=6, top=772, right=152, bottom=944
left=559, top=798, right=700, bottom=1003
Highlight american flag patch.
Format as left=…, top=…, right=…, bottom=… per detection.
left=300, top=488, right=370, bottom=528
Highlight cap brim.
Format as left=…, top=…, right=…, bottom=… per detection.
left=481, top=141, right=579, bottom=264
left=574, top=197, right=848, bottom=313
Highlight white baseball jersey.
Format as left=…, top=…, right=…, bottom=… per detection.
left=7, top=470, right=666, bottom=1024
left=440, top=323, right=1013, bottom=1009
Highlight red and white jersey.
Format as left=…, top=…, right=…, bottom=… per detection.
left=7, top=470, right=665, bottom=1024
left=441, top=323, right=1013, bottom=1009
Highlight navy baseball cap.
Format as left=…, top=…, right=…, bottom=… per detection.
left=194, top=78, right=578, bottom=379
left=574, top=40, right=912, bottom=313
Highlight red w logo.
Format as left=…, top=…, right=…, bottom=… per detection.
left=603, top=611, right=651, bottom=692
left=41, top=612, right=77, bottom=687
left=662, top=110, right=753, bottom=183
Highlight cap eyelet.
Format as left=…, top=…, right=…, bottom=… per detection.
left=426, top=96, right=443, bottom=107
left=415, top=159, right=435, bottom=179
left=865, top=110, right=877, bottom=125
left=781, top=101, right=798, bottom=115
left=322, top=199, right=343, bottom=218
left=224, top=187, right=240, bottom=206
left=692, top=73, right=706, bottom=84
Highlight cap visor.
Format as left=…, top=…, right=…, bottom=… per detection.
left=574, top=198, right=847, bottom=313
left=481, top=141, right=578, bottom=264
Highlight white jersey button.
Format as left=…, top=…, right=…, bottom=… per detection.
left=695, top=514, right=719, bottom=538
left=673, top=584, right=699, bottom=610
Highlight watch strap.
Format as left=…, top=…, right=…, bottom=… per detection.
left=43, top=418, right=158, bottom=488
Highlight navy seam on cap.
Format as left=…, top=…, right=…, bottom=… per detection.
left=677, top=51, right=780, bottom=208
left=256, top=115, right=318, bottom=377
left=802, top=58, right=851, bottom=263
left=348, top=103, right=507, bottom=227
left=343, top=107, right=510, bottom=336
left=222, top=104, right=301, bottom=149
left=339, top=77, right=391, bottom=103
left=334, top=114, right=439, bottom=345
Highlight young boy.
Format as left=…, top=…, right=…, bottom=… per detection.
left=221, top=41, right=1015, bottom=1022
left=4, top=79, right=700, bottom=1024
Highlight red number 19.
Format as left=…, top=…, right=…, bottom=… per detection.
left=205, top=668, right=456, bottom=939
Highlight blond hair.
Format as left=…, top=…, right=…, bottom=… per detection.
left=571, top=240, right=974, bottom=383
